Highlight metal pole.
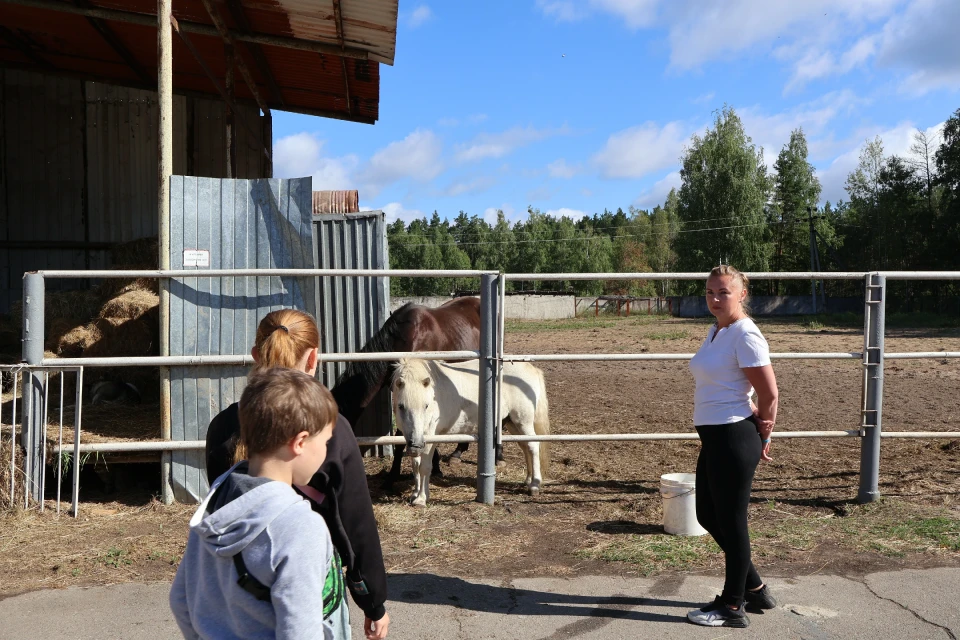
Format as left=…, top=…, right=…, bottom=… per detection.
left=476, top=274, right=498, bottom=504
left=224, top=41, right=235, bottom=179
left=807, top=207, right=817, bottom=314
left=859, top=273, right=885, bottom=503
left=158, top=0, right=174, bottom=505
left=21, top=273, right=45, bottom=504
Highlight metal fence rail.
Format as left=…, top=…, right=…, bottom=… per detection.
left=21, top=268, right=960, bottom=511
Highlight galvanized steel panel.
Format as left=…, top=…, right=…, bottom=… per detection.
left=170, top=176, right=315, bottom=502
left=314, top=211, right=390, bottom=441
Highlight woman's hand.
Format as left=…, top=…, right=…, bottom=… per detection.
left=755, top=417, right=774, bottom=462
left=744, top=365, right=778, bottom=464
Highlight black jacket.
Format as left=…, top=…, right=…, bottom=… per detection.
left=205, top=404, right=388, bottom=621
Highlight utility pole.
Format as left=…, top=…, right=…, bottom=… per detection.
left=807, top=206, right=824, bottom=314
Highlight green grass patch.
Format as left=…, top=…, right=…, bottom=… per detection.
left=646, top=330, right=689, bottom=340
left=577, top=533, right=721, bottom=575
left=580, top=499, right=959, bottom=573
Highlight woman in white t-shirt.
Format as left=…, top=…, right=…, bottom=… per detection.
left=685, top=265, right=779, bottom=630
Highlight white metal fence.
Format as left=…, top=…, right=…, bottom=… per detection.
left=13, top=268, right=960, bottom=513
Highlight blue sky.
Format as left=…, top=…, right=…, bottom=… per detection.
left=271, top=0, right=960, bottom=225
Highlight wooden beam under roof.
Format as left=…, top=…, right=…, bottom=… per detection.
left=0, top=25, right=54, bottom=69
left=74, top=0, right=150, bottom=84
left=197, top=0, right=269, bottom=115
left=331, top=0, right=352, bottom=115
left=224, top=0, right=285, bottom=108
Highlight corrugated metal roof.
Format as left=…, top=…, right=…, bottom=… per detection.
left=313, top=190, right=359, bottom=214
left=0, top=0, right=396, bottom=122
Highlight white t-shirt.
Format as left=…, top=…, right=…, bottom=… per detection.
left=689, top=317, right=771, bottom=426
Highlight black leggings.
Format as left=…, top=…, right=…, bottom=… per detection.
left=695, top=419, right=764, bottom=606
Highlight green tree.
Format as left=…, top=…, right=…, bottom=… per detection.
left=673, top=107, right=772, bottom=284
left=844, top=136, right=886, bottom=268
left=935, top=108, right=960, bottom=267
left=771, top=128, right=823, bottom=293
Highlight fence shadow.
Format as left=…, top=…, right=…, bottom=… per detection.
left=387, top=573, right=697, bottom=624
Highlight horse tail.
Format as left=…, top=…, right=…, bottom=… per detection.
left=533, top=366, right=550, bottom=478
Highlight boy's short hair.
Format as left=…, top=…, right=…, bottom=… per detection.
left=239, top=368, right=338, bottom=457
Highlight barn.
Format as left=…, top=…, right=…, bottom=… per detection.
left=0, top=0, right=399, bottom=503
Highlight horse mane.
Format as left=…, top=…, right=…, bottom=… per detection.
left=392, top=357, right=432, bottom=386
left=334, top=303, right=416, bottom=392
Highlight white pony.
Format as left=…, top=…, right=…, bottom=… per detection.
left=391, top=358, right=551, bottom=506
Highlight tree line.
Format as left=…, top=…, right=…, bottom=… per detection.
left=388, top=106, right=960, bottom=304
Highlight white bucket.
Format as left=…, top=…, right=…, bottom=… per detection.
left=660, top=473, right=707, bottom=536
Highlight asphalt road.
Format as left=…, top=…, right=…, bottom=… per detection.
left=1, top=568, right=957, bottom=639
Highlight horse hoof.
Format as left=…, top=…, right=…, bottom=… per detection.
left=446, top=456, right=462, bottom=466
left=409, top=497, right=427, bottom=507
left=496, top=459, right=508, bottom=467
left=528, top=486, right=541, bottom=497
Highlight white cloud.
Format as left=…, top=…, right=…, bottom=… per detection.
left=875, top=0, right=960, bottom=95
left=407, top=5, right=432, bottom=28
left=738, top=90, right=862, bottom=165
left=380, top=202, right=426, bottom=224
left=442, top=176, right=497, bottom=197
left=482, top=204, right=520, bottom=225
left=455, top=125, right=569, bottom=163
left=814, top=121, right=946, bottom=204
left=663, top=0, right=900, bottom=71
left=592, top=121, right=687, bottom=179
left=537, top=0, right=659, bottom=28
left=547, top=158, right=580, bottom=179
left=273, top=132, right=358, bottom=190
left=360, top=129, right=443, bottom=197
left=633, top=171, right=681, bottom=209
left=545, top=207, right=587, bottom=220
left=692, top=91, right=715, bottom=105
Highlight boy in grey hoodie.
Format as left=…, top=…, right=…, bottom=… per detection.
left=170, top=368, right=349, bottom=640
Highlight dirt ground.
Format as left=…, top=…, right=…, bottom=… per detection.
left=2, top=315, right=959, bottom=597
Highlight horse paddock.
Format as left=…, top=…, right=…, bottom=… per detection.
left=2, top=314, right=959, bottom=596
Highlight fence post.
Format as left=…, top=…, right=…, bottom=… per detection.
left=858, top=273, right=885, bottom=503
left=476, top=273, right=498, bottom=505
left=21, top=272, right=45, bottom=504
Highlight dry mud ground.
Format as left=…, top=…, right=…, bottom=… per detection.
left=2, top=315, right=959, bottom=596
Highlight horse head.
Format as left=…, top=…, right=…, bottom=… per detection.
left=391, top=359, right=439, bottom=456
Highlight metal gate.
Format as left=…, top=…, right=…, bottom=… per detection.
left=313, top=211, right=391, bottom=448
left=168, top=176, right=315, bottom=501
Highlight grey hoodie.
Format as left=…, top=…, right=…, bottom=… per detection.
left=169, top=463, right=335, bottom=640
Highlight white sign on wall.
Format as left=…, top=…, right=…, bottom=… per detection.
left=183, top=249, right=210, bottom=267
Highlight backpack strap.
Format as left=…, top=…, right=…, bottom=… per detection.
left=233, top=552, right=271, bottom=602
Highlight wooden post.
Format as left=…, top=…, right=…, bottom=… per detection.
left=224, top=42, right=235, bottom=178
left=158, top=0, right=173, bottom=504
left=594, top=298, right=598, bottom=318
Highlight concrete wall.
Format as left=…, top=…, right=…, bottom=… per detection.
left=671, top=296, right=863, bottom=317
left=391, top=295, right=578, bottom=320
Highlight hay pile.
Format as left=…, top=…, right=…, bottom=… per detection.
left=29, top=238, right=162, bottom=402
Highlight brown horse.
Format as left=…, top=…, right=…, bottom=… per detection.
left=330, top=297, right=502, bottom=485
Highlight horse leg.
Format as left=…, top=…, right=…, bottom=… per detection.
left=449, top=441, right=469, bottom=461
left=408, top=454, right=422, bottom=505
left=431, top=447, right=444, bottom=477
left=495, top=442, right=506, bottom=466
left=526, top=441, right=543, bottom=496
left=410, top=444, right=434, bottom=507
left=384, top=429, right=406, bottom=489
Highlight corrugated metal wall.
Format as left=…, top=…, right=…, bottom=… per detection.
left=0, top=69, right=267, bottom=312
left=169, top=176, right=315, bottom=502
left=313, top=211, right=391, bottom=443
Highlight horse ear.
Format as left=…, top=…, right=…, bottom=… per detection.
left=421, top=377, right=430, bottom=388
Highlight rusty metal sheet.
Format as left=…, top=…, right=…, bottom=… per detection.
left=312, top=190, right=359, bottom=214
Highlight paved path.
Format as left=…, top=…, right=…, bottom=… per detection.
left=1, top=568, right=958, bottom=639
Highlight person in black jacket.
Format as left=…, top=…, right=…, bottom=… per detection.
left=205, top=309, right=390, bottom=640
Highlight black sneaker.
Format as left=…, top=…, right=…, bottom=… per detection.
left=687, top=596, right=750, bottom=628
left=745, top=585, right=777, bottom=611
